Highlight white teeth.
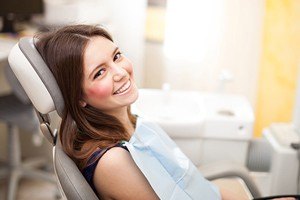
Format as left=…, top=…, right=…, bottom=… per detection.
left=114, top=80, right=131, bottom=94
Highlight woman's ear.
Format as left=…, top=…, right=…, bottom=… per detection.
left=80, top=100, right=87, bottom=107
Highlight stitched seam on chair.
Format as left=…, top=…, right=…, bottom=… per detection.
left=57, top=153, right=84, bottom=200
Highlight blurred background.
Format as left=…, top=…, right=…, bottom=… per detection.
left=0, top=0, right=299, bottom=199
left=145, top=0, right=299, bottom=139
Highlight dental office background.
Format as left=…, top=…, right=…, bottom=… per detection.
left=0, top=0, right=299, bottom=191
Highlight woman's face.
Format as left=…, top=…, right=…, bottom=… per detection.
left=81, top=36, right=138, bottom=114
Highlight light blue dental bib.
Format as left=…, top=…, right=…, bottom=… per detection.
left=123, top=117, right=221, bottom=200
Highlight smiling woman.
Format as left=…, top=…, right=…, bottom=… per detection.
left=33, top=24, right=246, bottom=200
left=34, top=25, right=158, bottom=199
left=81, top=36, right=138, bottom=115
left=35, top=25, right=138, bottom=164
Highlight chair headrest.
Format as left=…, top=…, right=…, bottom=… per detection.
left=8, top=37, right=64, bottom=117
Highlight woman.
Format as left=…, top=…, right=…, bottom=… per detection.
left=35, top=25, right=290, bottom=200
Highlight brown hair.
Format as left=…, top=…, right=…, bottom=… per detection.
left=35, top=25, right=136, bottom=170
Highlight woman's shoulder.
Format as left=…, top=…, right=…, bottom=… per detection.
left=87, top=142, right=128, bottom=164
left=95, top=146, right=130, bottom=170
left=81, top=143, right=127, bottom=191
left=93, top=144, right=159, bottom=199
left=92, top=146, right=132, bottom=196
left=93, top=144, right=133, bottom=180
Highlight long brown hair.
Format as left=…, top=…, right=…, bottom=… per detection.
left=35, top=25, right=136, bottom=170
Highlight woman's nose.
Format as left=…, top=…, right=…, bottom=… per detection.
left=112, top=65, right=127, bottom=82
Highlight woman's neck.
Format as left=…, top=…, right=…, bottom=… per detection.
left=105, top=106, right=135, bottom=136
left=118, top=112, right=135, bottom=136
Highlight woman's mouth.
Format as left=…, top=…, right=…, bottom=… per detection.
left=113, top=80, right=131, bottom=95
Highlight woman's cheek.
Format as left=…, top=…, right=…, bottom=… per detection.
left=86, top=84, right=112, bottom=99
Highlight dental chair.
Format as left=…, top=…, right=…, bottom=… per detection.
left=7, top=37, right=262, bottom=200
left=8, top=37, right=98, bottom=200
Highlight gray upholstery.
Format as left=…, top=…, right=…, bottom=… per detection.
left=8, top=37, right=100, bottom=200
left=18, top=38, right=64, bottom=117
left=54, top=145, right=99, bottom=200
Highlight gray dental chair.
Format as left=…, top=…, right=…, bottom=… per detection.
left=8, top=37, right=98, bottom=200
left=8, top=37, right=262, bottom=200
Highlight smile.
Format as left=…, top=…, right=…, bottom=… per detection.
left=114, top=80, right=131, bottom=95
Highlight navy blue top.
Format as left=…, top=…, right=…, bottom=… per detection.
left=82, top=142, right=128, bottom=195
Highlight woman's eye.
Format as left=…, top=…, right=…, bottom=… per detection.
left=113, top=52, right=122, bottom=61
left=94, top=68, right=106, bottom=79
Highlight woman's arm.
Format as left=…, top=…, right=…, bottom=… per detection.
left=93, top=147, right=160, bottom=200
left=219, top=187, right=248, bottom=200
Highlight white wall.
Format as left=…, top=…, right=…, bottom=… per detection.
left=145, top=0, right=265, bottom=109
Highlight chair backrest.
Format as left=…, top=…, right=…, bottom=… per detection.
left=8, top=37, right=99, bottom=200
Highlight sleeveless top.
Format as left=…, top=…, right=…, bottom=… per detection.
left=82, top=142, right=128, bottom=195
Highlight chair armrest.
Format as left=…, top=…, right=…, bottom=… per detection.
left=198, top=162, right=262, bottom=198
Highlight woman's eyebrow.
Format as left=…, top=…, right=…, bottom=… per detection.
left=88, top=47, right=119, bottom=79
